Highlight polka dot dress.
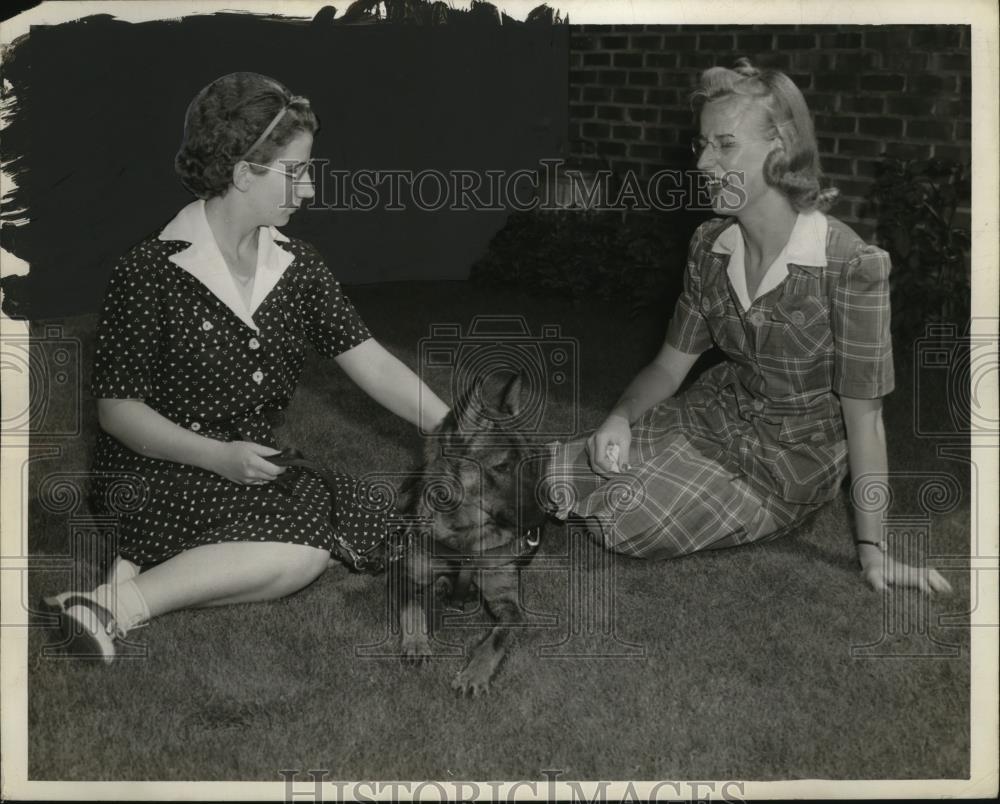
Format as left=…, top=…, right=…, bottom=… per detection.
left=90, top=227, right=388, bottom=568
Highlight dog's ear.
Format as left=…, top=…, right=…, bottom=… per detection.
left=497, top=371, right=523, bottom=417
left=457, top=376, right=492, bottom=432
left=457, top=371, right=523, bottom=431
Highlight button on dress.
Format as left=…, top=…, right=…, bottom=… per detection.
left=89, top=201, right=386, bottom=567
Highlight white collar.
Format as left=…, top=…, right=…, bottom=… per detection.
left=711, top=211, right=828, bottom=311
left=158, top=199, right=295, bottom=331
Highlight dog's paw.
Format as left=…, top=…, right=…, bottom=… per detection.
left=451, top=664, right=493, bottom=697
left=400, top=633, right=433, bottom=667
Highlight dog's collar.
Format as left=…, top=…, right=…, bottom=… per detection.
left=425, top=526, right=542, bottom=569
left=471, top=527, right=542, bottom=568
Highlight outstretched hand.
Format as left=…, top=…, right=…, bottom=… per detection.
left=861, top=553, right=953, bottom=596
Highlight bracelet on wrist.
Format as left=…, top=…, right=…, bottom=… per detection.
left=855, top=539, right=886, bottom=552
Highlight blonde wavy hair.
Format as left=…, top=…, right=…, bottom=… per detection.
left=691, top=59, right=839, bottom=213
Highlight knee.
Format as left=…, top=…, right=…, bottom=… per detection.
left=269, top=544, right=330, bottom=593
left=540, top=438, right=593, bottom=519
left=599, top=518, right=690, bottom=560
left=572, top=495, right=692, bottom=559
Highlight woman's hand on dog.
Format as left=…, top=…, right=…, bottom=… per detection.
left=587, top=414, right=632, bottom=476
left=212, top=441, right=288, bottom=485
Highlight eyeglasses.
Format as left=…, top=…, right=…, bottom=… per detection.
left=690, top=136, right=776, bottom=157
left=245, top=160, right=314, bottom=181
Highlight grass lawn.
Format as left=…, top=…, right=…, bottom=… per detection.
left=25, top=280, right=971, bottom=782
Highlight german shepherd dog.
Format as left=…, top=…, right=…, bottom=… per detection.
left=394, top=371, right=547, bottom=695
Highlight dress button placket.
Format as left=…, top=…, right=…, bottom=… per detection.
left=252, top=370, right=264, bottom=384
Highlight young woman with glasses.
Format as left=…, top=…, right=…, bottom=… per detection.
left=43, top=72, right=449, bottom=662
left=545, top=60, right=951, bottom=597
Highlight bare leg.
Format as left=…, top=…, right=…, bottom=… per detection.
left=133, top=541, right=331, bottom=618
left=43, top=541, right=329, bottom=663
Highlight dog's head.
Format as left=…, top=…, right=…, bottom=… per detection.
left=427, top=370, right=546, bottom=545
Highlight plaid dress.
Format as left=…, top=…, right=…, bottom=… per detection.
left=547, top=212, right=894, bottom=559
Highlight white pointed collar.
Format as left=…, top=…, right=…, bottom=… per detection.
left=711, top=211, right=828, bottom=311
left=158, top=199, right=295, bottom=332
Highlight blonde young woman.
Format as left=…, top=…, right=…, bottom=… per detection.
left=546, top=61, right=951, bottom=597
left=44, top=73, right=449, bottom=661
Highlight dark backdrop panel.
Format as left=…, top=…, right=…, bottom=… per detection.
left=0, top=13, right=568, bottom=318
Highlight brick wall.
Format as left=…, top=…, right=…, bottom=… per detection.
left=567, top=24, right=971, bottom=239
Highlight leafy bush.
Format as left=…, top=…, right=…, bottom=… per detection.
left=470, top=210, right=692, bottom=317
left=867, top=157, right=971, bottom=338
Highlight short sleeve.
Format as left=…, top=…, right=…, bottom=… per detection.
left=91, top=248, right=160, bottom=400
left=665, top=222, right=715, bottom=355
left=831, top=244, right=895, bottom=398
left=298, top=247, right=372, bottom=359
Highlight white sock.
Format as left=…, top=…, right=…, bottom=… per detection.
left=106, top=556, right=140, bottom=585
left=93, top=580, right=150, bottom=634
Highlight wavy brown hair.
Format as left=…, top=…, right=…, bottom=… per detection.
left=175, top=72, right=318, bottom=199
